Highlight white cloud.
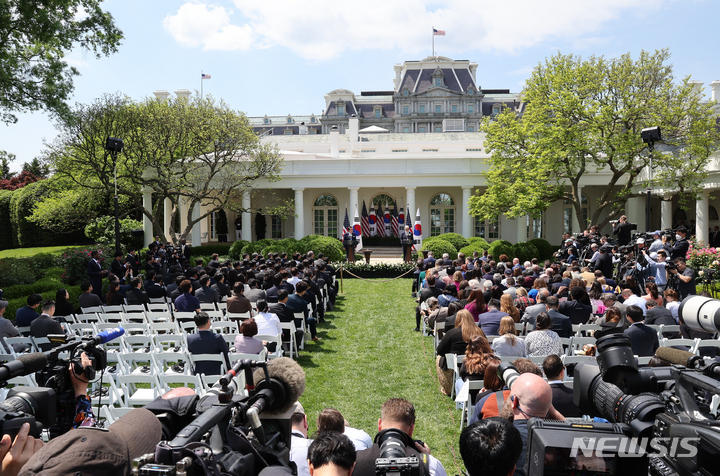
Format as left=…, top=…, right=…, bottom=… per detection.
left=164, top=0, right=656, bottom=60
left=163, top=3, right=252, bottom=51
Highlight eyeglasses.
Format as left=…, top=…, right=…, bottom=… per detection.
left=512, top=395, right=549, bottom=420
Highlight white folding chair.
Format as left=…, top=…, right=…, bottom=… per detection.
left=76, top=313, right=101, bottom=324
left=174, top=312, right=197, bottom=322
left=189, top=353, right=228, bottom=376
left=115, top=374, right=164, bottom=406
left=446, top=353, right=465, bottom=399
left=148, top=298, right=168, bottom=305
left=229, top=349, right=267, bottom=364
left=568, top=336, right=596, bottom=356
left=159, top=373, right=204, bottom=394
left=121, top=311, right=147, bottom=324
left=152, top=351, right=192, bottom=375
left=122, top=335, right=154, bottom=353
left=68, top=323, right=96, bottom=338
left=118, top=352, right=155, bottom=375
left=122, top=323, right=150, bottom=335
left=660, top=338, right=698, bottom=352
left=694, top=339, right=720, bottom=355
left=212, top=321, right=238, bottom=335
left=123, top=304, right=147, bottom=313
left=3, top=337, right=35, bottom=356
left=433, top=321, right=443, bottom=349
left=102, top=305, right=124, bottom=314
left=149, top=321, right=180, bottom=335
left=217, top=302, right=227, bottom=312
left=256, top=334, right=283, bottom=359
left=98, top=313, right=123, bottom=324
left=80, top=306, right=103, bottom=314
left=200, top=303, right=218, bottom=312
left=515, top=322, right=526, bottom=337
left=455, top=379, right=485, bottom=431
left=280, top=323, right=298, bottom=359
left=561, top=355, right=593, bottom=366
left=205, top=310, right=224, bottom=320
left=660, top=324, right=681, bottom=336
left=529, top=355, right=547, bottom=365
left=146, top=311, right=173, bottom=323
left=637, top=356, right=653, bottom=366
left=15, top=326, right=31, bottom=336
left=578, top=324, right=601, bottom=335
left=147, top=302, right=171, bottom=313
left=153, top=334, right=188, bottom=353
left=180, top=321, right=197, bottom=334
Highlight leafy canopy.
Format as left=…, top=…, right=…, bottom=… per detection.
left=471, top=49, right=720, bottom=230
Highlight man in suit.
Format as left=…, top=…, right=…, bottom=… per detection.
left=146, top=275, right=168, bottom=299
left=669, top=226, right=690, bottom=261
left=424, top=251, right=436, bottom=268
left=246, top=279, right=267, bottom=303
left=342, top=229, right=355, bottom=261
left=477, top=299, right=508, bottom=336
left=110, top=252, right=125, bottom=281
left=542, top=355, right=581, bottom=417
left=78, top=281, right=103, bottom=309
left=624, top=305, right=659, bottom=357
left=125, top=248, right=139, bottom=276
left=30, top=300, right=65, bottom=351
left=287, top=281, right=319, bottom=341
left=546, top=296, right=573, bottom=338
left=269, top=289, right=305, bottom=349
left=126, top=278, right=150, bottom=306
left=87, top=250, right=103, bottom=298
left=212, top=272, right=230, bottom=299
left=187, top=312, right=230, bottom=376
left=521, top=289, right=550, bottom=330
left=644, top=299, right=679, bottom=338
left=440, top=253, right=453, bottom=267
left=266, top=275, right=281, bottom=303
left=558, top=287, right=592, bottom=325
left=278, top=270, right=295, bottom=295
left=168, top=275, right=184, bottom=300
left=227, top=283, right=252, bottom=314
left=195, top=275, right=219, bottom=303
left=400, top=225, right=413, bottom=262
left=15, top=294, right=42, bottom=328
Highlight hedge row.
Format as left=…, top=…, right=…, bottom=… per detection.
left=226, top=235, right=345, bottom=263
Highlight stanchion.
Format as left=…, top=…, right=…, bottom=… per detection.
left=340, top=263, right=344, bottom=294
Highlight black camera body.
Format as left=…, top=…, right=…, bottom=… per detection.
left=375, top=429, right=424, bottom=476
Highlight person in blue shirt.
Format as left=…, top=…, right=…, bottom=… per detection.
left=15, top=294, right=42, bottom=328
left=174, top=280, right=201, bottom=313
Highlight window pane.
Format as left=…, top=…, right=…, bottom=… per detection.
left=272, top=216, right=282, bottom=239
left=419, top=127, right=425, bottom=133
left=468, top=105, right=474, bottom=113
left=430, top=208, right=441, bottom=236
left=403, top=127, right=409, bottom=133
left=489, top=217, right=499, bottom=239
left=327, top=209, right=338, bottom=238
left=430, top=194, right=454, bottom=206
left=475, top=217, right=485, bottom=238
left=419, top=105, right=425, bottom=113
left=314, top=210, right=325, bottom=235
left=435, top=105, right=441, bottom=113
left=375, top=110, right=381, bottom=118
left=444, top=209, right=455, bottom=233
left=210, top=212, right=216, bottom=239
left=563, top=207, right=573, bottom=234
left=452, top=105, right=457, bottom=113
left=403, top=106, right=408, bottom=114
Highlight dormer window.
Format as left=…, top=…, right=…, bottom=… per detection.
left=434, top=77, right=443, bottom=87
left=337, top=104, right=345, bottom=115
left=310, top=116, right=316, bottom=123
left=467, top=87, right=474, bottom=95
left=403, top=89, right=409, bottom=96
left=263, top=117, right=270, bottom=124
left=373, top=105, right=383, bottom=118
left=431, top=67, right=445, bottom=88
left=492, top=105, right=501, bottom=117
left=287, top=117, right=293, bottom=124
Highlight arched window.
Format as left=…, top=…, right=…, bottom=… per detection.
left=710, top=206, right=719, bottom=221
left=430, top=193, right=455, bottom=236
left=531, top=213, right=543, bottom=239
left=673, top=208, right=687, bottom=226
left=313, top=194, right=339, bottom=238
left=372, top=194, right=395, bottom=236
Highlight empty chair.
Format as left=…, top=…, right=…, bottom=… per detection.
left=174, top=312, right=197, bottom=323
left=217, top=302, right=227, bottom=312
left=280, top=322, right=299, bottom=359
left=179, top=321, right=197, bottom=334
left=188, top=353, right=228, bottom=377
left=159, top=373, right=203, bottom=394
left=76, top=313, right=101, bottom=324
left=118, top=352, right=155, bottom=375
left=200, top=303, right=217, bottom=312
left=148, top=298, right=168, bottom=305
left=211, top=321, right=238, bottom=335
left=114, top=374, right=164, bottom=406
left=154, top=334, right=187, bottom=353
left=80, top=307, right=103, bottom=315
left=149, top=321, right=180, bottom=335
left=123, top=304, right=147, bottom=314
left=98, top=313, right=123, bottom=324
left=121, top=311, right=147, bottom=324
left=145, top=311, right=173, bottom=323
left=229, top=349, right=267, bottom=364
left=99, top=405, right=136, bottom=424
left=205, top=310, right=224, bottom=320
left=68, top=323, right=96, bottom=338
left=660, top=338, right=698, bottom=351
left=122, top=323, right=149, bottom=335
left=122, top=335, right=154, bottom=353
left=152, top=351, right=192, bottom=375
left=102, top=305, right=124, bottom=314
left=147, top=302, right=171, bottom=313
left=3, top=337, right=35, bottom=356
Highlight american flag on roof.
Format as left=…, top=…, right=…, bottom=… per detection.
left=433, top=29, right=445, bottom=36
left=376, top=202, right=385, bottom=237
left=342, top=207, right=351, bottom=237
left=391, top=200, right=399, bottom=237
left=202, top=73, right=211, bottom=79
left=361, top=201, right=371, bottom=237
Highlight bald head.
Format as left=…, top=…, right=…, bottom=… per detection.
left=621, top=288, right=633, bottom=299
left=511, top=373, right=552, bottom=420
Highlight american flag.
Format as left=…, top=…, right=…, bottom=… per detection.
left=368, top=204, right=377, bottom=236
left=342, top=207, right=351, bottom=237
left=202, top=73, right=211, bottom=79
left=361, top=201, right=371, bottom=237
left=433, top=29, right=445, bottom=36
left=376, top=203, right=386, bottom=237
left=391, top=200, right=399, bottom=237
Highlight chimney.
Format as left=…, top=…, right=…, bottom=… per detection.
left=175, top=89, right=191, bottom=99
left=349, top=114, right=359, bottom=142
left=394, top=64, right=403, bottom=90
left=330, top=125, right=339, bottom=158
left=711, top=80, right=720, bottom=102
left=689, top=80, right=705, bottom=98
left=299, top=122, right=308, bottom=135
left=153, top=90, right=170, bottom=101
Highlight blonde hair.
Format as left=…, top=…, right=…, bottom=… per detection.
left=516, top=287, right=528, bottom=298
left=455, top=310, right=483, bottom=343
left=498, top=316, right=517, bottom=345
left=500, top=294, right=520, bottom=322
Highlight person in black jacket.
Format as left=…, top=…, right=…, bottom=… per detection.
left=612, top=215, right=637, bottom=246
left=30, top=300, right=65, bottom=351
left=86, top=250, right=103, bottom=298
left=414, top=276, right=442, bottom=332
left=542, top=355, right=581, bottom=417
left=623, top=305, right=659, bottom=357
left=669, top=226, right=690, bottom=261
left=126, top=278, right=150, bottom=307
left=594, top=246, right=614, bottom=279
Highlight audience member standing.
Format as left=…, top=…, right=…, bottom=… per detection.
left=86, top=251, right=103, bottom=298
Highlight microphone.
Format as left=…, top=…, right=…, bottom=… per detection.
left=655, top=346, right=703, bottom=368
left=0, top=353, right=48, bottom=382
left=248, top=357, right=306, bottom=444
left=82, top=327, right=125, bottom=348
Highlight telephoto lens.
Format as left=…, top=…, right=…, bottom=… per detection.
left=678, top=295, right=720, bottom=334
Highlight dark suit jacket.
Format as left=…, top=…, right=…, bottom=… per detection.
left=246, top=288, right=267, bottom=303
left=547, top=309, right=573, bottom=338
left=419, top=286, right=442, bottom=304
left=125, top=254, right=139, bottom=275
left=126, top=287, right=149, bottom=306
left=146, top=284, right=167, bottom=299
left=87, top=259, right=102, bottom=293
left=549, top=382, right=581, bottom=417
left=624, top=323, right=659, bottom=357
left=645, top=307, right=679, bottom=338
left=195, top=286, right=219, bottom=303
left=78, top=292, right=103, bottom=309
left=227, top=295, right=252, bottom=314
left=477, top=309, right=508, bottom=336
left=558, top=300, right=592, bottom=325
left=187, top=330, right=229, bottom=376
left=212, top=282, right=230, bottom=298
left=30, top=315, right=64, bottom=351
left=266, top=286, right=279, bottom=303
left=279, top=282, right=295, bottom=295
left=269, top=302, right=295, bottom=324
left=110, top=260, right=125, bottom=279
left=424, top=257, right=437, bottom=267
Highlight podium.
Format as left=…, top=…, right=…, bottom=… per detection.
left=347, top=247, right=355, bottom=263
left=343, top=237, right=357, bottom=262
left=402, top=239, right=414, bottom=263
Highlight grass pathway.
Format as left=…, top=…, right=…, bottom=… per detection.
left=297, top=279, right=464, bottom=474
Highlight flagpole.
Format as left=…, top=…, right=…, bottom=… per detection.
left=432, top=27, right=434, bottom=56
left=201, top=70, right=203, bottom=99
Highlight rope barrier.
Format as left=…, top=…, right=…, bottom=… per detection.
left=339, top=264, right=416, bottom=283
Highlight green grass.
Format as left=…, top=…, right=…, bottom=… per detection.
left=0, top=245, right=73, bottom=258
left=298, top=279, right=464, bottom=474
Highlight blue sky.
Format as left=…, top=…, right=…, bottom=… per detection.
left=2, top=0, right=719, bottom=170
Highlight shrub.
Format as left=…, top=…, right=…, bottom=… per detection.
left=0, top=190, right=13, bottom=250
left=297, top=235, right=344, bottom=262
left=3, top=277, right=64, bottom=300
left=189, top=243, right=233, bottom=257
left=420, top=239, right=457, bottom=260
left=44, top=267, right=65, bottom=281
left=84, top=216, right=144, bottom=249
left=511, top=242, right=539, bottom=263
left=229, top=240, right=249, bottom=260
left=467, top=237, right=491, bottom=250
left=0, top=259, right=37, bottom=288
left=459, top=242, right=487, bottom=258
left=262, top=238, right=299, bottom=256
left=487, top=240, right=514, bottom=261
left=528, top=238, right=554, bottom=261
left=242, top=239, right=274, bottom=257
left=10, top=180, right=52, bottom=247
left=435, top=233, right=469, bottom=251
left=59, top=247, right=112, bottom=285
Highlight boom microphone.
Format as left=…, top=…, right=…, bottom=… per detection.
left=655, top=347, right=703, bottom=369
left=81, top=327, right=125, bottom=348
left=0, top=353, right=48, bottom=382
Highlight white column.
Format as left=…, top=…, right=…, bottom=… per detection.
left=142, top=188, right=153, bottom=247
left=348, top=187, right=359, bottom=218
left=406, top=187, right=416, bottom=225
left=661, top=195, right=673, bottom=231
left=163, top=198, right=172, bottom=241
left=462, top=186, right=472, bottom=238
left=625, top=196, right=645, bottom=228
left=697, top=189, right=709, bottom=244
left=516, top=216, right=527, bottom=243
left=241, top=191, right=252, bottom=241
left=293, top=188, right=305, bottom=239
left=191, top=202, right=201, bottom=246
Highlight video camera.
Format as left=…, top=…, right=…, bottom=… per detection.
left=546, top=294, right=720, bottom=476
left=0, top=328, right=124, bottom=440
left=133, top=357, right=305, bottom=476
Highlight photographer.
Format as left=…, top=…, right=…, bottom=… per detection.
left=0, top=423, right=44, bottom=476
left=593, top=246, right=614, bottom=279
left=642, top=248, right=668, bottom=290
left=459, top=418, right=522, bottom=476
left=354, top=398, right=447, bottom=476
left=669, top=226, right=690, bottom=261
left=612, top=215, right=637, bottom=246
left=669, top=257, right=696, bottom=300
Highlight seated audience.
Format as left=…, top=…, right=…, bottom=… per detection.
left=290, top=403, right=312, bottom=476
left=175, top=280, right=201, bottom=313
left=15, top=294, right=42, bottom=328
left=234, top=318, right=265, bottom=354
left=30, top=300, right=64, bottom=351
left=492, top=316, right=527, bottom=357
left=524, top=312, right=563, bottom=357
left=436, top=310, right=484, bottom=395
left=78, top=281, right=103, bottom=309
left=542, top=355, right=581, bottom=417
left=187, top=311, right=230, bottom=375
left=308, top=431, right=356, bottom=476
left=500, top=294, right=520, bottom=323
left=227, top=283, right=252, bottom=314
left=194, top=275, right=219, bottom=303
left=623, top=305, right=659, bottom=357
left=477, top=299, right=508, bottom=336
left=54, top=288, right=75, bottom=319
left=459, top=418, right=523, bottom=476
left=126, top=277, right=150, bottom=306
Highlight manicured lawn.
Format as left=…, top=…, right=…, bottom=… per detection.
left=298, top=279, right=464, bottom=474
left=0, top=245, right=75, bottom=258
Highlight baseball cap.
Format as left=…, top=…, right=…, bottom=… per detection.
left=504, top=268, right=512, bottom=275
left=0, top=300, right=8, bottom=310
left=20, top=409, right=161, bottom=476
left=653, top=230, right=662, bottom=236
left=636, top=238, right=645, bottom=244
left=565, top=238, right=573, bottom=243
left=293, top=401, right=305, bottom=415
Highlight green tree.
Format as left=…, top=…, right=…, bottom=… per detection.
left=0, top=0, right=123, bottom=124
left=22, top=158, right=49, bottom=178
left=44, top=93, right=289, bottom=244
left=470, top=49, right=720, bottom=230
left=0, top=151, right=15, bottom=180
